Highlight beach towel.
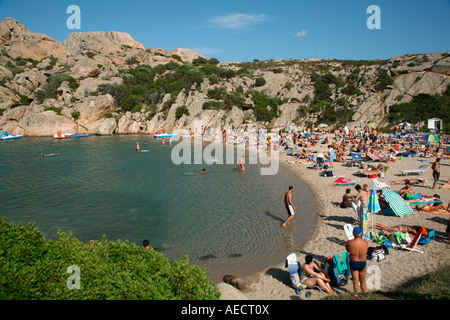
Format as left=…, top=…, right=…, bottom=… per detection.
left=381, top=188, right=414, bottom=217
left=324, top=252, right=350, bottom=287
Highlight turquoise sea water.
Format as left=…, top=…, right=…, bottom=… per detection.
left=0, top=135, right=319, bottom=282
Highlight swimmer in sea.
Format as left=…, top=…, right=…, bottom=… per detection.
left=136, top=142, right=140, bottom=152
left=193, top=169, right=206, bottom=175
left=238, top=156, right=245, bottom=172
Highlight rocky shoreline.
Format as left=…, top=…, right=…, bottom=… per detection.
left=1, top=18, right=449, bottom=139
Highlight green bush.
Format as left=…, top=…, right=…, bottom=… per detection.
left=374, top=69, right=393, bottom=91
left=207, top=87, right=227, bottom=100
left=387, top=87, right=450, bottom=130
left=35, top=73, right=79, bottom=104
left=175, top=105, right=190, bottom=119
left=248, top=90, right=285, bottom=122
left=44, top=106, right=62, bottom=115
left=0, top=217, right=220, bottom=300
left=254, top=77, right=266, bottom=87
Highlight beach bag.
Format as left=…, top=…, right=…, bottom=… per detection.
left=321, top=170, right=334, bottom=177
left=368, top=245, right=388, bottom=262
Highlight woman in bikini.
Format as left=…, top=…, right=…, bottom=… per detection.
left=299, top=255, right=336, bottom=294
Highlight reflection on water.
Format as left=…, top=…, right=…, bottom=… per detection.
left=0, top=135, right=319, bottom=282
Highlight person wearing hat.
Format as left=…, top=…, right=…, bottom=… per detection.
left=345, top=227, right=368, bottom=293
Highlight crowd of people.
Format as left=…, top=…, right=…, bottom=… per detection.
left=279, top=124, right=449, bottom=296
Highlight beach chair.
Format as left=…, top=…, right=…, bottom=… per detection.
left=418, top=229, right=435, bottom=246
left=400, top=226, right=428, bottom=253
left=285, top=253, right=304, bottom=294
left=399, top=164, right=430, bottom=176
left=343, top=224, right=354, bottom=240
left=284, top=253, right=326, bottom=294
left=373, top=179, right=390, bottom=191
left=381, top=188, right=415, bottom=217
left=366, top=151, right=387, bottom=162
left=347, top=153, right=363, bottom=167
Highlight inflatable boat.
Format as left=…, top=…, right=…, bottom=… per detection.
left=155, top=133, right=179, bottom=139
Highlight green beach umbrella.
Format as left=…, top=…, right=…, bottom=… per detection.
left=420, top=134, right=440, bottom=143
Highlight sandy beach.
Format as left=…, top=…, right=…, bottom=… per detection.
left=218, top=135, right=450, bottom=300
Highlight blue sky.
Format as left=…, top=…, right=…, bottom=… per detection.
left=1, top=0, right=449, bottom=62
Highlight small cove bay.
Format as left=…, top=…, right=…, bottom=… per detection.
left=0, top=135, right=319, bottom=282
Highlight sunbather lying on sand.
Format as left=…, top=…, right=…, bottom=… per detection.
left=375, top=223, right=419, bottom=235
left=389, top=178, right=427, bottom=185
left=356, top=164, right=389, bottom=176
left=439, top=179, right=450, bottom=189
left=417, top=200, right=449, bottom=212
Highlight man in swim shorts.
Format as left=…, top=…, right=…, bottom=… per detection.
left=432, top=158, right=441, bottom=189
left=346, top=227, right=368, bottom=293
left=282, top=185, right=296, bottom=228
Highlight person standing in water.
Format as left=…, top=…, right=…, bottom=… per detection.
left=282, top=185, right=296, bottom=228
left=238, top=156, right=245, bottom=172
left=136, top=142, right=140, bottom=152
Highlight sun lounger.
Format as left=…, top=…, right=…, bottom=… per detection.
left=399, top=164, right=430, bottom=176
left=366, top=151, right=388, bottom=162
left=400, top=226, right=427, bottom=253
left=373, top=179, right=390, bottom=190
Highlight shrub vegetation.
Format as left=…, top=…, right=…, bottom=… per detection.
left=0, top=217, right=220, bottom=300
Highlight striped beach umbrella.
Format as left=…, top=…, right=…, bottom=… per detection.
left=420, top=134, right=440, bottom=143
left=366, top=186, right=381, bottom=214
left=381, top=188, right=414, bottom=217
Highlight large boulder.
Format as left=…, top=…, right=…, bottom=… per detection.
left=63, top=31, right=145, bottom=55
left=0, top=18, right=69, bottom=60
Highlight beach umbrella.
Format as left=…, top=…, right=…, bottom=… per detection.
left=420, top=134, right=440, bottom=143
left=366, top=186, right=381, bottom=214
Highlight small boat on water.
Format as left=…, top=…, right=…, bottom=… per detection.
left=54, top=131, right=93, bottom=139
left=0, top=132, right=22, bottom=140
left=71, top=134, right=93, bottom=138
left=54, top=131, right=73, bottom=139
left=155, top=133, right=179, bottom=139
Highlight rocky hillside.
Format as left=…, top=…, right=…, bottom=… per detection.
left=0, top=17, right=449, bottom=136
